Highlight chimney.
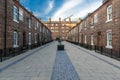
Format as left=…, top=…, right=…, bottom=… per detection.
left=69, top=18, right=71, bottom=22
left=59, top=17, right=61, bottom=21
left=102, top=0, right=109, bottom=4
left=78, top=18, right=81, bottom=22
left=48, top=18, right=51, bottom=22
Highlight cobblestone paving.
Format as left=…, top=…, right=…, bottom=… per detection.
left=51, top=51, right=80, bottom=80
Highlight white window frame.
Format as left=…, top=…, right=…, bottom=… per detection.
left=13, top=6, right=19, bottom=23
left=29, top=18, right=31, bottom=28
left=94, top=14, right=98, bottom=23
left=85, top=21, right=87, bottom=27
left=28, top=33, right=32, bottom=45
left=13, top=31, right=18, bottom=48
left=19, top=9, right=23, bottom=21
left=106, top=30, right=112, bottom=49
left=34, top=33, right=37, bottom=43
left=37, top=21, right=39, bottom=28
left=84, top=35, right=87, bottom=44
left=106, top=5, right=112, bottom=22
left=91, top=35, right=94, bottom=45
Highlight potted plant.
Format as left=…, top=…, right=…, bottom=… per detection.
left=57, top=39, right=64, bottom=50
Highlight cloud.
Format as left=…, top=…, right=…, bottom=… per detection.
left=71, top=1, right=102, bottom=19
left=52, top=0, right=102, bottom=21
left=45, top=0, right=54, bottom=14
left=52, top=0, right=84, bottom=20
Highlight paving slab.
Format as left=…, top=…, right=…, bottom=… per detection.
left=64, top=41, right=120, bottom=80
left=0, top=41, right=57, bottom=80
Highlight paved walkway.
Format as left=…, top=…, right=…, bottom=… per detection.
left=0, top=41, right=120, bottom=80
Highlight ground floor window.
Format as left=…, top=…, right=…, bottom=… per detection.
left=13, top=31, right=18, bottom=48
left=91, top=35, right=94, bottom=45
left=34, top=33, right=37, bottom=43
left=28, top=33, right=32, bottom=45
left=84, top=35, right=87, bottom=44
left=106, top=30, right=112, bottom=49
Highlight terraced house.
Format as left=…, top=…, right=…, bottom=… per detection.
left=67, top=0, right=120, bottom=58
left=0, top=0, right=52, bottom=57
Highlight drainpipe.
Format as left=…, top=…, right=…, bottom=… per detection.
left=4, top=0, right=7, bottom=57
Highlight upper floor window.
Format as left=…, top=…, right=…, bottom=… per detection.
left=37, top=21, right=39, bottom=28
left=13, top=6, right=19, bottom=22
left=94, top=14, right=98, bottom=23
left=29, top=18, right=31, bottom=28
left=13, top=31, right=18, bottom=48
left=19, top=9, right=23, bottom=21
left=85, top=21, right=87, bottom=27
left=107, top=5, right=112, bottom=21
left=91, top=18, right=94, bottom=26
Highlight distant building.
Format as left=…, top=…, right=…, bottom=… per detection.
left=43, top=18, right=81, bottom=40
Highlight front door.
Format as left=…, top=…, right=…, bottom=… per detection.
left=23, top=32, right=26, bottom=47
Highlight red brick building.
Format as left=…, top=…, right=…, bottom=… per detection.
left=67, top=0, right=120, bottom=57
left=43, top=18, right=80, bottom=40
left=0, top=0, right=52, bottom=57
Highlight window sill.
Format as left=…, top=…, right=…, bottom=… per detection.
left=106, top=46, right=112, bottom=49
left=90, top=26, right=94, bottom=29
left=28, top=43, right=31, bottom=45
left=13, top=45, right=19, bottom=48
left=106, top=19, right=112, bottom=23
left=13, top=19, right=19, bottom=23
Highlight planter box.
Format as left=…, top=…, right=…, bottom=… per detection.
left=57, top=45, right=64, bottom=50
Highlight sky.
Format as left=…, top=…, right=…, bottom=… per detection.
left=20, top=0, right=103, bottom=21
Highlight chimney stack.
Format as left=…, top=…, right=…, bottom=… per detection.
left=48, top=18, right=51, bottom=22
left=69, top=18, right=71, bottom=22
left=78, top=18, right=81, bottom=22
left=59, top=17, right=61, bottom=22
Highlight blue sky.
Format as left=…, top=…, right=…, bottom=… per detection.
left=20, top=0, right=103, bottom=21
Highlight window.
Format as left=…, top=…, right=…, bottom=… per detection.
left=19, top=9, right=23, bottom=21
left=37, top=21, right=39, bottom=28
left=40, top=26, right=42, bottom=32
left=51, top=30, right=54, bottom=32
left=55, top=27, right=58, bottom=29
left=84, top=35, right=87, bottom=44
left=62, top=27, right=64, bottom=29
left=13, top=31, right=18, bottom=47
left=66, top=27, right=69, bottom=29
left=107, top=5, right=112, bottom=21
left=85, top=21, right=87, bottom=27
left=91, top=35, right=94, bottom=45
left=55, top=30, right=58, bottom=32
left=94, top=14, right=98, bottom=23
left=29, top=18, right=31, bottom=28
left=13, top=6, right=19, bottom=22
left=106, top=30, right=112, bottom=48
left=51, top=27, right=54, bottom=29
left=34, top=21, right=37, bottom=30
left=34, top=33, right=37, bottom=43
left=28, top=33, right=32, bottom=45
